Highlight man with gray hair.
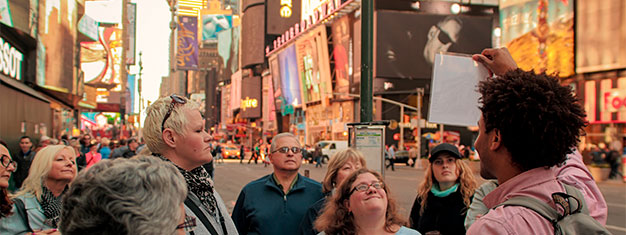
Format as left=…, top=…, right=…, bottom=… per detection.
left=232, top=133, right=323, bottom=235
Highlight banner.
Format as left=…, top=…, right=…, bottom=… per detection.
left=176, top=15, right=199, bottom=70
left=277, top=44, right=302, bottom=108
left=126, top=3, right=137, bottom=65
left=500, top=0, right=574, bottom=77
left=81, top=27, right=123, bottom=90
left=331, top=15, right=351, bottom=97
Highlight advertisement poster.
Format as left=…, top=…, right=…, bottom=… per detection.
left=277, top=44, right=302, bottom=108
left=80, top=27, right=123, bottom=90
left=241, top=76, right=262, bottom=119
left=376, top=12, right=491, bottom=82
left=331, top=15, right=351, bottom=97
left=176, top=15, right=199, bottom=70
left=217, top=26, right=240, bottom=80
left=500, top=0, right=574, bottom=77
left=295, top=26, right=332, bottom=104
left=201, top=14, right=232, bottom=43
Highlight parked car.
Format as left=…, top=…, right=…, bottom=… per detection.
left=222, top=144, right=241, bottom=159
left=386, top=150, right=416, bottom=166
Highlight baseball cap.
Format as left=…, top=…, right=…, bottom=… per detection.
left=429, top=143, right=462, bottom=162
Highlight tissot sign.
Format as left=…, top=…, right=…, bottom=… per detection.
left=0, top=37, right=24, bottom=80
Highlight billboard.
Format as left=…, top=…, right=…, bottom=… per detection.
left=241, top=76, right=261, bottom=118
left=576, top=0, right=626, bottom=73
left=38, top=0, right=78, bottom=92
left=0, top=0, right=13, bottom=26
left=331, top=14, right=351, bottom=97
left=376, top=12, right=492, bottom=82
left=277, top=44, right=302, bottom=107
left=295, top=26, right=332, bottom=104
left=201, top=13, right=232, bottom=43
left=500, top=0, right=574, bottom=77
left=80, top=27, right=123, bottom=90
left=177, top=15, right=199, bottom=70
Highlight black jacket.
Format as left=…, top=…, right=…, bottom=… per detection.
left=409, top=190, right=469, bottom=235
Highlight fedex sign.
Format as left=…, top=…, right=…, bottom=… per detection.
left=603, top=89, right=626, bottom=112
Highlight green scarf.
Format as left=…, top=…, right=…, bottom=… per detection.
left=431, top=183, right=459, bottom=197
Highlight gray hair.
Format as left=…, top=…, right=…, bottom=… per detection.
left=270, top=132, right=301, bottom=152
left=59, top=155, right=187, bottom=235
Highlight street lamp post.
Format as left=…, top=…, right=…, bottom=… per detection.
left=167, top=0, right=177, bottom=90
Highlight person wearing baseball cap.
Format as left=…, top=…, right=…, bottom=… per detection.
left=409, top=143, right=477, bottom=235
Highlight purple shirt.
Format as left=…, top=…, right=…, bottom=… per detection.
left=467, top=150, right=607, bottom=234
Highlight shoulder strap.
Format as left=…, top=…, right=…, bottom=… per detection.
left=13, top=198, right=33, bottom=232
left=185, top=196, right=219, bottom=235
left=561, top=183, right=588, bottom=215
left=497, top=196, right=560, bottom=225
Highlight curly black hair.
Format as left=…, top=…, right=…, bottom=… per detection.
left=478, top=69, right=586, bottom=171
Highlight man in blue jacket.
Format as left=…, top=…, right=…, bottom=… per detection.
left=232, top=133, right=323, bottom=235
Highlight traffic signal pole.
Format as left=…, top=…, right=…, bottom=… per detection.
left=360, top=0, right=373, bottom=122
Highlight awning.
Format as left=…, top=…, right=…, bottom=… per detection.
left=0, top=75, right=49, bottom=103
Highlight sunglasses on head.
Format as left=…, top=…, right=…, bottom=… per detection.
left=161, top=95, right=187, bottom=133
left=435, top=25, right=454, bottom=45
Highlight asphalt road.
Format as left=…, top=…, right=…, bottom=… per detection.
left=213, top=160, right=626, bottom=235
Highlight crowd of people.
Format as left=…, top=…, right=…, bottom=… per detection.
left=0, top=47, right=613, bottom=234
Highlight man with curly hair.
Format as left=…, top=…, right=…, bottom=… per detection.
left=466, top=48, right=607, bottom=234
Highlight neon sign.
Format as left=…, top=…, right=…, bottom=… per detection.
left=0, top=38, right=24, bottom=80
left=241, top=96, right=258, bottom=111
left=280, top=0, right=293, bottom=18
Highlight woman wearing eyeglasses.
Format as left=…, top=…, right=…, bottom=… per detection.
left=0, top=145, right=76, bottom=234
left=59, top=155, right=192, bottom=234
left=409, top=143, right=477, bottom=235
left=0, top=143, right=17, bottom=219
left=299, top=148, right=367, bottom=235
left=315, top=168, right=420, bottom=235
left=143, top=95, right=237, bottom=235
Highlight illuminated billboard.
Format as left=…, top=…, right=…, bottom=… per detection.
left=500, top=0, right=574, bottom=77
left=80, top=27, right=123, bottom=91
left=241, top=76, right=261, bottom=118
left=295, top=26, right=332, bottom=104
left=277, top=44, right=302, bottom=108
left=331, top=15, right=351, bottom=97
left=267, top=0, right=301, bottom=35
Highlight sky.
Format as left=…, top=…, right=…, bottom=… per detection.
left=133, top=0, right=170, bottom=113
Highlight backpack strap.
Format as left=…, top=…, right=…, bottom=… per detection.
left=560, top=183, right=588, bottom=215
left=184, top=196, right=219, bottom=235
left=497, top=195, right=561, bottom=226
left=13, top=198, right=33, bottom=232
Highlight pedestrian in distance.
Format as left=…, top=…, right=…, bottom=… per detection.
left=386, top=144, right=396, bottom=171
left=409, top=142, right=477, bottom=235
left=59, top=155, right=191, bottom=235
left=314, top=168, right=420, bottom=235
left=1, top=145, right=77, bottom=234
left=299, top=148, right=367, bottom=235
left=143, top=94, right=238, bottom=235
left=239, top=145, right=245, bottom=164
left=98, top=137, right=111, bottom=160
left=232, top=133, right=323, bottom=235
left=13, top=136, right=35, bottom=189
left=84, top=143, right=102, bottom=170
left=466, top=47, right=607, bottom=234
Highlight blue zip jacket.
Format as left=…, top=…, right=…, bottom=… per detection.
left=232, top=173, right=323, bottom=235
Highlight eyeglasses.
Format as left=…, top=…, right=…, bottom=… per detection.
left=176, top=215, right=197, bottom=232
left=0, top=155, right=17, bottom=169
left=349, top=181, right=384, bottom=195
left=272, top=146, right=302, bottom=154
left=435, top=25, right=454, bottom=45
left=161, top=95, right=187, bottom=133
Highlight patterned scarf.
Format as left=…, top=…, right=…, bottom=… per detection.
left=154, top=154, right=218, bottom=216
left=40, top=186, right=64, bottom=227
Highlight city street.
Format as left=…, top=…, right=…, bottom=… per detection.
left=213, top=160, right=626, bottom=235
